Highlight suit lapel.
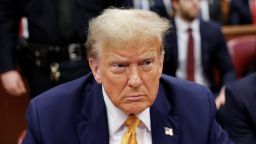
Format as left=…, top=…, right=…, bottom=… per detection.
left=150, top=84, right=180, bottom=144
left=76, top=83, right=109, bottom=144
left=200, top=20, right=209, bottom=73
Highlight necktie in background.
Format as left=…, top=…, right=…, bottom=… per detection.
left=186, top=28, right=195, bottom=81
left=121, top=114, right=141, bottom=144
left=57, top=0, right=74, bottom=40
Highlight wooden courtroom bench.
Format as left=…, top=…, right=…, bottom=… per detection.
left=222, top=25, right=256, bottom=40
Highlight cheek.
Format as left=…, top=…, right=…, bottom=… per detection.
left=142, top=71, right=160, bottom=100
left=191, top=4, right=200, bottom=12
left=101, top=73, right=128, bottom=103
left=100, top=65, right=127, bottom=86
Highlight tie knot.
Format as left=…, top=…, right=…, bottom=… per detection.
left=124, top=114, right=141, bottom=130
left=187, top=28, right=193, bottom=33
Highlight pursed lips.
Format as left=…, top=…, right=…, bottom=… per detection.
left=124, top=93, right=146, bottom=102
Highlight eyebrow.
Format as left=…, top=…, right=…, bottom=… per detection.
left=108, top=50, right=158, bottom=63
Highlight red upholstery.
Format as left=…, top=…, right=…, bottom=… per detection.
left=17, top=130, right=26, bottom=144
left=227, top=35, right=256, bottom=78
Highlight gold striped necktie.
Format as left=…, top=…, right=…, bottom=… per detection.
left=121, top=114, right=141, bottom=144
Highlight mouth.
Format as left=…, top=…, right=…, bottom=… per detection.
left=125, top=94, right=145, bottom=102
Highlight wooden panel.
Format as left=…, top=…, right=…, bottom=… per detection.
left=0, top=80, right=28, bottom=144
left=222, top=25, right=256, bottom=40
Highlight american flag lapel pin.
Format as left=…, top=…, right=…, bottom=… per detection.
left=164, top=127, right=173, bottom=136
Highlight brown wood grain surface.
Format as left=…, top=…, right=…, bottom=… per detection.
left=0, top=80, right=28, bottom=144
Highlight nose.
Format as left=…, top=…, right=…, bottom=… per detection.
left=127, top=66, right=142, bottom=88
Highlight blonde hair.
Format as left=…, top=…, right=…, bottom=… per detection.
left=86, top=8, right=171, bottom=58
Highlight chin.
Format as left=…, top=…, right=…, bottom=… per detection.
left=187, top=15, right=197, bottom=21
left=122, top=103, right=149, bottom=115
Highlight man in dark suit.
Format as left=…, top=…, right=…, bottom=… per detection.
left=0, top=0, right=125, bottom=98
left=218, top=73, right=256, bottom=143
left=122, top=0, right=171, bottom=18
left=208, top=0, right=222, bottom=23
left=163, top=0, right=236, bottom=94
left=23, top=8, right=233, bottom=144
left=228, top=0, right=255, bottom=25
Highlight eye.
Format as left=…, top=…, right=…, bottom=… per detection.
left=143, top=59, right=153, bottom=65
left=111, top=63, right=128, bottom=74
left=141, top=59, right=154, bottom=71
left=113, top=63, right=127, bottom=68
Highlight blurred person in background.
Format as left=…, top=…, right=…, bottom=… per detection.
left=122, top=0, right=172, bottom=18
left=0, top=0, right=125, bottom=98
left=200, top=0, right=223, bottom=24
left=228, top=0, right=256, bottom=25
left=163, top=0, right=236, bottom=95
left=217, top=72, right=256, bottom=144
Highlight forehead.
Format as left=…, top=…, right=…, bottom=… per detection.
left=99, top=38, right=161, bottom=58
left=102, top=36, right=161, bottom=56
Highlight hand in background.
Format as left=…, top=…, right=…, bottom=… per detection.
left=215, top=87, right=226, bottom=110
left=1, top=70, right=27, bottom=96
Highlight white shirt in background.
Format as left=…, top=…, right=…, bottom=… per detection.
left=133, top=0, right=150, bottom=10
left=175, top=16, right=209, bottom=87
left=200, top=0, right=210, bottom=21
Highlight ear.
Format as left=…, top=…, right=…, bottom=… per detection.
left=88, top=58, right=102, bottom=83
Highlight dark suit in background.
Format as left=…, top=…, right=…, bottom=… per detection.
left=208, top=0, right=222, bottom=23
left=152, top=0, right=170, bottom=18
left=23, top=73, right=233, bottom=143
left=122, top=0, right=170, bottom=18
left=0, top=0, right=124, bottom=97
left=228, top=0, right=252, bottom=25
left=163, top=20, right=236, bottom=93
left=218, top=73, right=256, bottom=144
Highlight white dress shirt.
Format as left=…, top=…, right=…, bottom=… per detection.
left=175, top=16, right=209, bottom=86
left=102, top=86, right=152, bottom=144
left=200, top=0, right=210, bottom=21
left=133, top=0, right=150, bottom=10
left=163, top=0, right=172, bottom=15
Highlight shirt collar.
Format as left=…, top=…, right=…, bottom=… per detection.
left=175, top=16, right=200, bottom=33
left=102, top=86, right=151, bottom=136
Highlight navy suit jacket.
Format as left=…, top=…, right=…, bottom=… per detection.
left=23, top=73, right=233, bottom=144
left=163, top=19, right=236, bottom=93
left=218, top=73, right=256, bottom=144
left=228, top=0, right=252, bottom=25
left=208, top=0, right=222, bottom=23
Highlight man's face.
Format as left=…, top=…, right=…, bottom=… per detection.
left=89, top=37, right=163, bottom=115
left=174, top=0, right=200, bottom=22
